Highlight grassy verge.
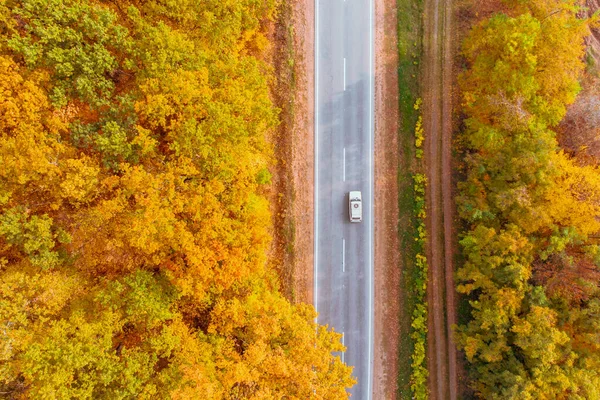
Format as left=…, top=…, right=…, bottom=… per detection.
left=396, top=0, right=425, bottom=398
left=271, top=0, right=298, bottom=301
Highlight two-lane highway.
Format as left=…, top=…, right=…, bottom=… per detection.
left=314, top=0, right=374, bottom=398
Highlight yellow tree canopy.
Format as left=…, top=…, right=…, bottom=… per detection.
left=0, top=0, right=355, bottom=397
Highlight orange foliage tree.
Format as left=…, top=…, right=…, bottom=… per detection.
left=0, top=0, right=355, bottom=398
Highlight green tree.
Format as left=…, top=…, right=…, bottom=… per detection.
left=456, top=1, right=600, bottom=398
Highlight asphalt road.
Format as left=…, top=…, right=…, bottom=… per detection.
left=314, top=0, right=374, bottom=398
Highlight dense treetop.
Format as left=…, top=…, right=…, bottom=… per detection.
left=457, top=0, right=600, bottom=398
left=0, top=0, right=355, bottom=398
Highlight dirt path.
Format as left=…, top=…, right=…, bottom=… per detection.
left=373, top=0, right=401, bottom=397
left=423, top=0, right=458, bottom=398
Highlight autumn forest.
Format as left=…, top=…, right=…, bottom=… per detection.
left=456, top=0, right=600, bottom=397
left=0, top=0, right=354, bottom=398
left=3, top=0, right=600, bottom=398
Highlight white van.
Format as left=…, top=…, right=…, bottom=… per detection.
left=349, top=191, right=362, bottom=223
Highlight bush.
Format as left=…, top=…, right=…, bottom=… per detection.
left=409, top=100, right=429, bottom=399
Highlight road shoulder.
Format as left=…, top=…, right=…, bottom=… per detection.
left=269, top=0, right=314, bottom=304
left=289, top=0, right=315, bottom=305
left=373, top=0, right=401, bottom=397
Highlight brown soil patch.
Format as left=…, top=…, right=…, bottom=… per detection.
left=373, top=0, right=401, bottom=398
left=423, top=0, right=459, bottom=398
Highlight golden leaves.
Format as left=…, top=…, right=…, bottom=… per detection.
left=0, top=0, right=355, bottom=396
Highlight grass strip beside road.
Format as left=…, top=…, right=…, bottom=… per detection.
left=396, top=0, right=425, bottom=398
left=272, top=0, right=298, bottom=301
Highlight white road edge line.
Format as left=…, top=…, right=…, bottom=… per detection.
left=343, top=147, right=346, bottom=182
left=368, top=0, right=374, bottom=395
left=342, top=238, right=345, bottom=272
left=343, top=57, right=346, bottom=91
left=314, top=0, right=319, bottom=324
left=342, top=332, right=346, bottom=363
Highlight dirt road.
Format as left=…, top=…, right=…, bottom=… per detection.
left=422, top=0, right=458, bottom=398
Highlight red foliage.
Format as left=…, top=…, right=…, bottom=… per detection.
left=533, top=245, right=600, bottom=304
